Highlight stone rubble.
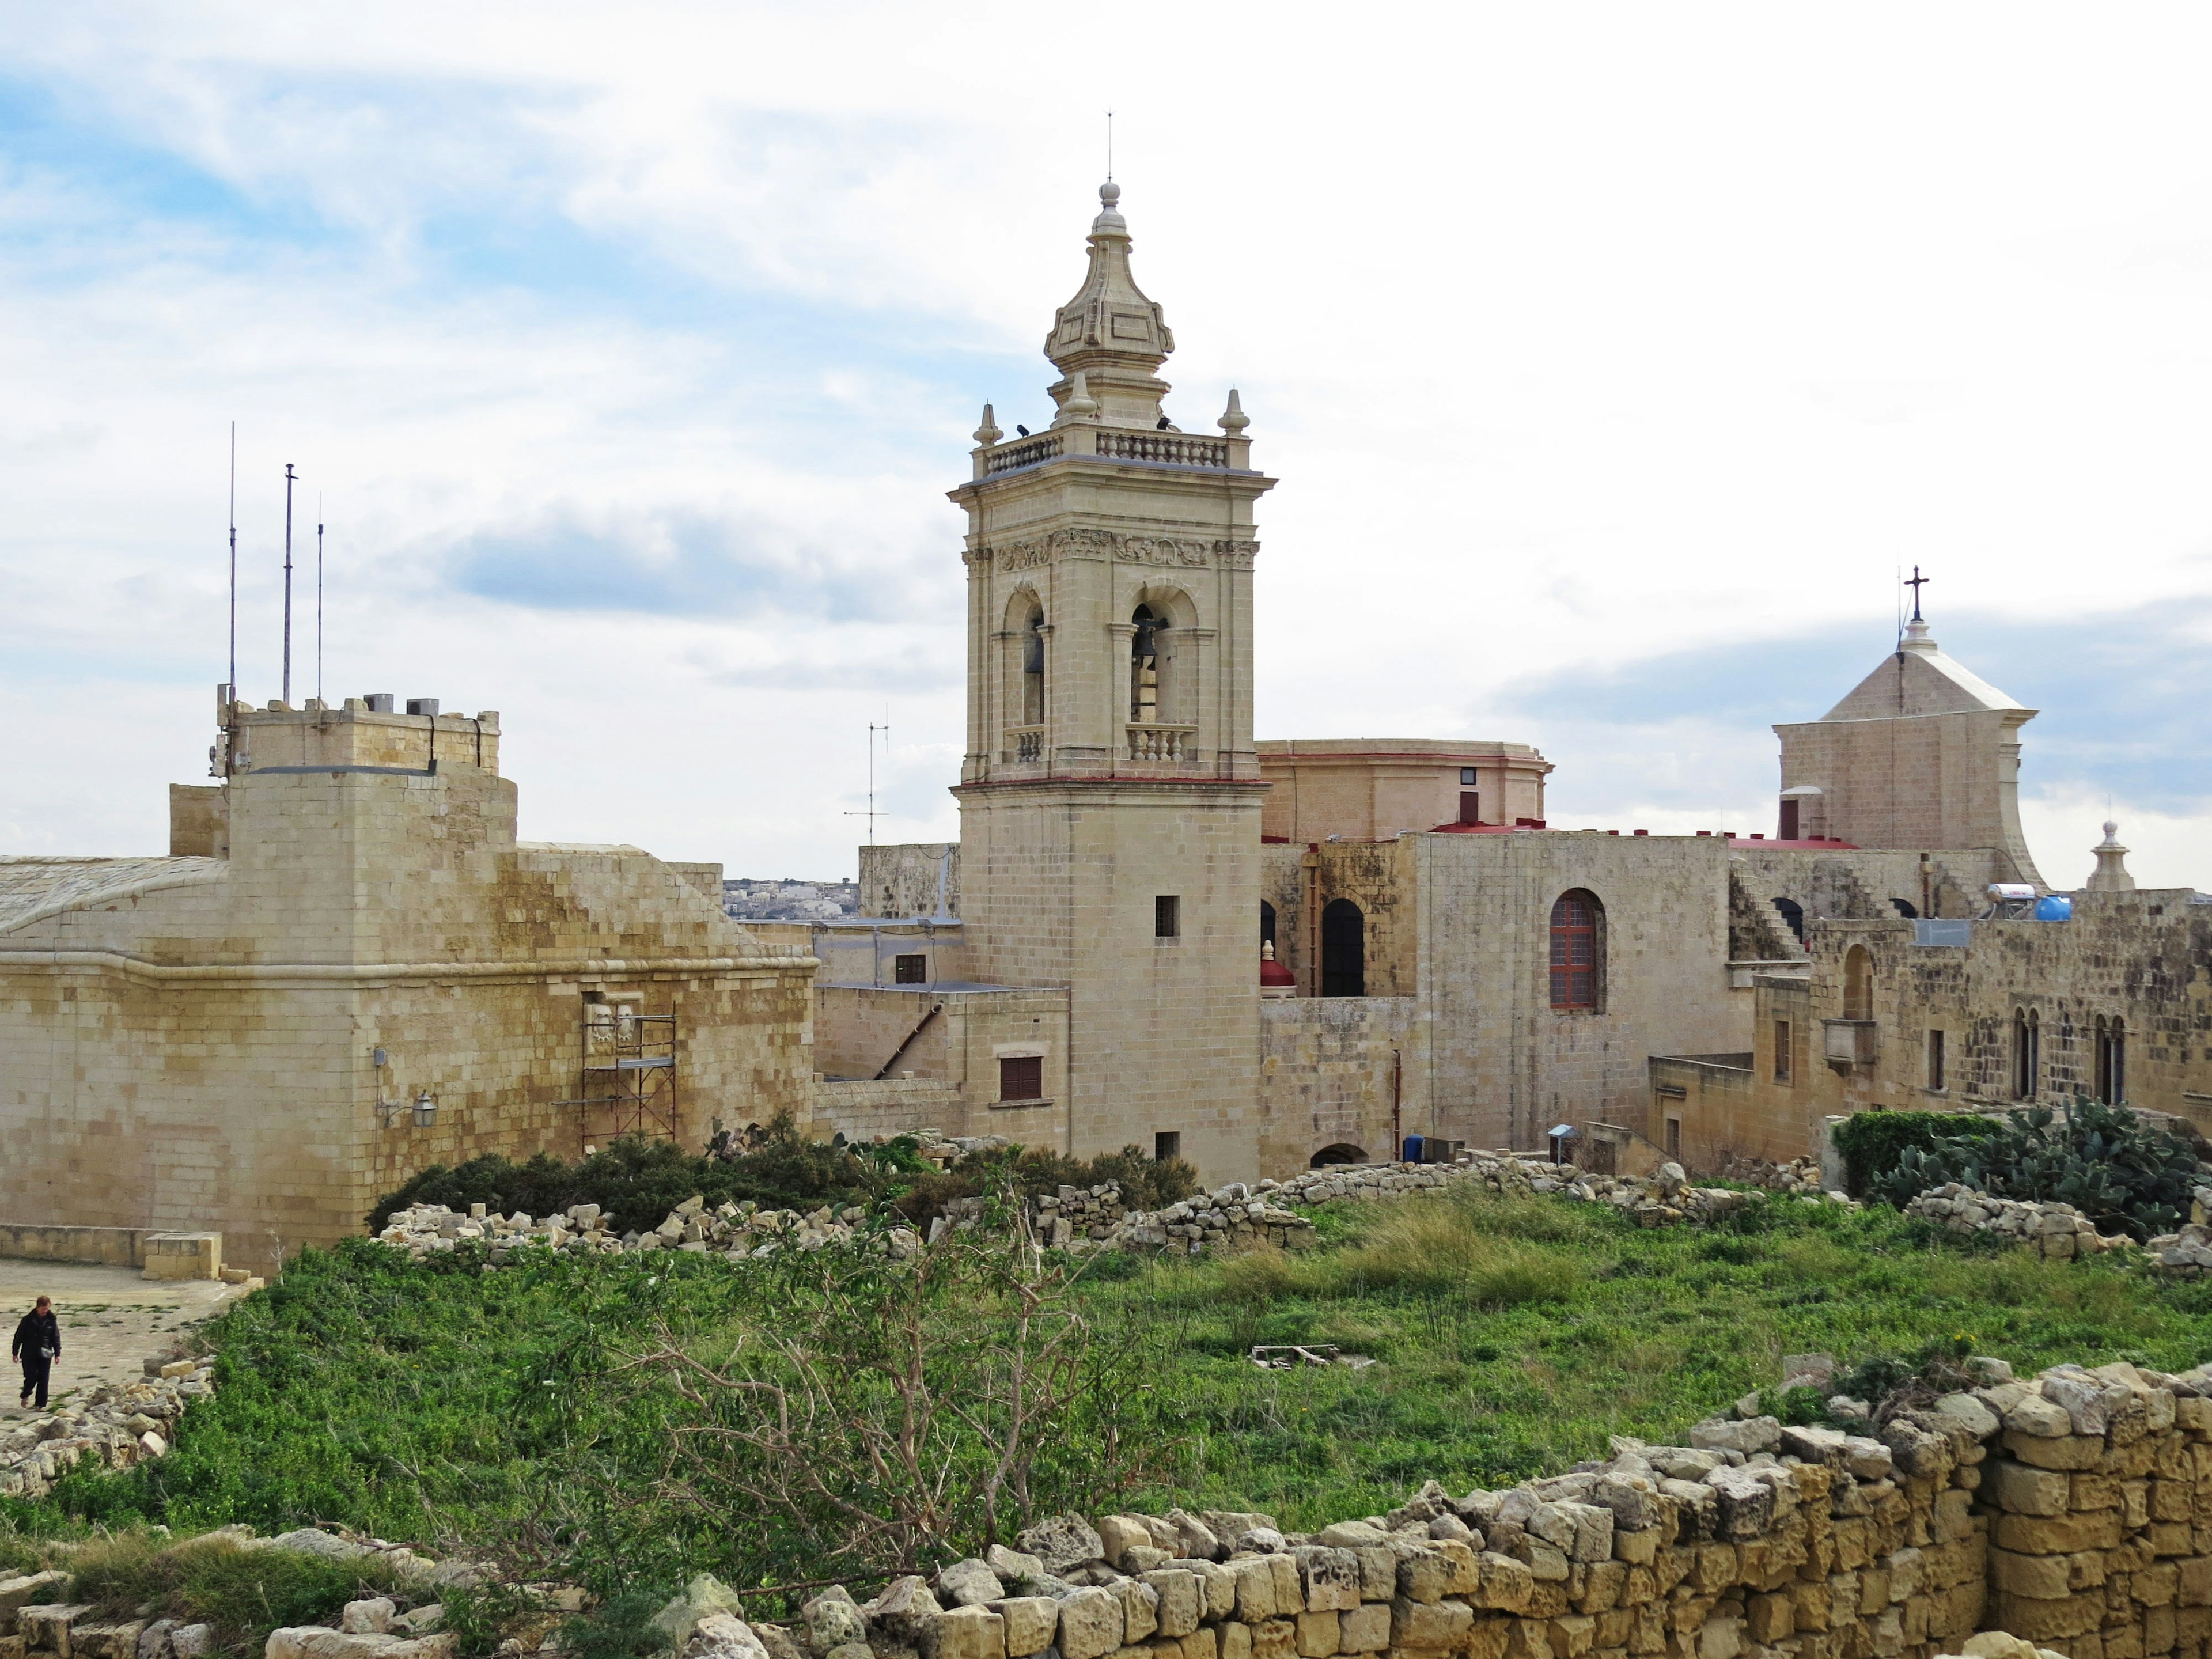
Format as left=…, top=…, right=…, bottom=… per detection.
left=1904, top=1186, right=2130, bottom=1261
left=376, top=1146, right=1865, bottom=1274
left=0, top=1350, right=216, bottom=1500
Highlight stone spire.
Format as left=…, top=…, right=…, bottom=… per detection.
left=2086, top=820, right=2137, bottom=893
left=1042, top=182, right=1175, bottom=429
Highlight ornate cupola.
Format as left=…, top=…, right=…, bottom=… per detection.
left=1043, top=183, right=1177, bottom=430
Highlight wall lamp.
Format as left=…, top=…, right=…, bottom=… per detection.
left=371, top=1047, right=441, bottom=1129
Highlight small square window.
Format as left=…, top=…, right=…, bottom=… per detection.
left=999, top=1055, right=1043, bottom=1101
left=1460, top=767, right=1478, bottom=786
left=1155, top=895, right=1180, bottom=938
left=1154, top=1131, right=1181, bottom=1162
left=893, top=953, right=926, bottom=984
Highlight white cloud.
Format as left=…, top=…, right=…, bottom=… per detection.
left=6, top=2, right=2212, bottom=878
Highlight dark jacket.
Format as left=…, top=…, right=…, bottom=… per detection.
left=11, top=1310, right=58, bottom=1364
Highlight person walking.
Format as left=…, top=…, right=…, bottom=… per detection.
left=12, top=1297, right=59, bottom=1411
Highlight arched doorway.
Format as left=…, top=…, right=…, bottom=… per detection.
left=1260, top=900, right=1277, bottom=946
left=1321, top=898, right=1365, bottom=997
left=1309, top=1143, right=1366, bottom=1168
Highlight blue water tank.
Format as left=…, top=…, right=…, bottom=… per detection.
left=1401, top=1134, right=1425, bottom=1164
left=2035, top=895, right=2074, bottom=921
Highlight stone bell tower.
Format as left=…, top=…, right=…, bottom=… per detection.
left=947, top=182, right=1274, bottom=1180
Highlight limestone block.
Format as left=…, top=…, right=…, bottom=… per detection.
left=1058, top=1589, right=1126, bottom=1659
left=1234, top=1559, right=1281, bottom=1622
left=923, top=1609, right=1006, bottom=1659
left=262, top=1635, right=456, bottom=1659
left=1294, top=1553, right=1361, bottom=1615
left=1248, top=1619, right=1295, bottom=1659
left=1989, top=1550, right=2071, bottom=1599
left=2141, top=1563, right=2183, bottom=1608
left=1143, top=1574, right=1203, bottom=1638
left=341, top=1603, right=396, bottom=1637
left=2177, top=1558, right=2212, bottom=1608
left=1292, top=1615, right=1339, bottom=1659
left=1695, top=1615, right=1743, bottom=1659
left=1336, top=1608, right=1390, bottom=1654
left=20, top=1607, right=92, bottom=1657
left=71, top=1627, right=143, bottom=1659
left=1612, top=1533, right=1660, bottom=1569
left=938, top=1565, right=1007, bottom=1611
left=1101, top=1519, right=1163, bottom=1571
left=1184, top=1630, right=1218, bottom=1659
left=1387, top=1598, right=1471, bottom=1651
left=1268, top=1560, right=1302, bottom=1615
left=1476, top=1556, right=1535, bottom=1615
left=804, top=1591, right=868, bottom=1654
left=1548, top=1613, right=1596, bottom=1657
left=1578, top=1563, right=1626, bottom=1615
left=1988, top=1591, right=2102, bottom=1641
left=991, top=1601, right=1058, bottom=1658
left=1397, top=1553, right=1454, bottom=1607
left=2003, top=1430, right=2106, bottom=1471
left=1116, top=1581, right=1160, bottom=1646
left=1744, top=1596, right=1793, bottom=1644
left=1995, top=1510, right=2126, bottom=1555
left=1024, top=1517, right=1108, bottom=1575
left=0, top=1578, right=70, bottom=1638
left=1188, top=1563, right=1239, bottom=1623
left=1987, top=1462, right=2072, bottom=1516
left=1219, top=1626, right=1251, bottom=1659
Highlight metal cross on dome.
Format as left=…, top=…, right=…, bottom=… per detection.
left=1905, top=565, right=1930, bottom=622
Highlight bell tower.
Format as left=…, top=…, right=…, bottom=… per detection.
left=948, top=183, right=1274, bottom=1180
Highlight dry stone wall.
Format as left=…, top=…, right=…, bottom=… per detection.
left=664, top=1359, right=2212, bottom=1659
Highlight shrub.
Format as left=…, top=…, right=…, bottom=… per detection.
left=1868, top=1100, right=2203, bottom=1241
left=1831, top=1110, right=2002, bottom=1198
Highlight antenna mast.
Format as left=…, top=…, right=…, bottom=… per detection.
left=225, top=423, right=237, bottom=775
left=843, top=717, right=891, bottom=846
left=316, top=493, right=325, bottom=704
left=281, top=463, right=297, bottom=705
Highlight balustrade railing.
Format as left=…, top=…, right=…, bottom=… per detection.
left=1009, top=726, right=1045, bottom=763
left=1097, top=431, right=1229, bottom=468
left=1126, top=724, right=1196, bottom=763
left=986, top=435, right=1062, bottom=474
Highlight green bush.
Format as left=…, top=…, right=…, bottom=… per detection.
left=1869, top=1100, right=2203, bottom=1241
left=1831, top=1110, right=2001, bottom=1198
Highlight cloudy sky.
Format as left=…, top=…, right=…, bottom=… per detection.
left=5, top=3, right=2209, bottom=888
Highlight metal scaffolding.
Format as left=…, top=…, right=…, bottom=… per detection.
left=556, top=1000, right=679, bottom=1155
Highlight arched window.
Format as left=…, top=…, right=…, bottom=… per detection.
left=1130, top=603, right=1167, bottom=722
left=1889, top=898, right=1918, bottom=919
left=1771, top=897, right=1805, bottom=944
left=1021, top=605, right=1047, bottom=725
left=2013, top=1008, right=2040, bottom=1100
left=2097, top=1017, right=2127, bottom=1105
left=1260, top=901, right=1277, bottom=946
left=1321, top=899, right=1365, bottom=997
left=1548, top=890, right=1601, bottom=1010
left=1843, top=945, right=1874, bottom=1021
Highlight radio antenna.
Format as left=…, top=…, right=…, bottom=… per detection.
left=316, top=493, right=325, bottom=704
left=843, top=715, right=891, bottom=846
left=281, top=463, right=297, bottom=705
left=226, top=423, right=237, bottom=700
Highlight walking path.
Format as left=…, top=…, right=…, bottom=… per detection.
left=0, top=1259, right=250, bottom=1419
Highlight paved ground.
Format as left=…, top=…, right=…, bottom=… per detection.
left=0, top=1260, right=248, bottom=1419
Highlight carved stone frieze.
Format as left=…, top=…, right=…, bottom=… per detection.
left=988, top=526, right=1121, bottom=572
left=1214, top=540, right=1259, bottom=570
left=980, top=529, right=1253, bottom=572
left=1116, top=535, right=1211, bottom=567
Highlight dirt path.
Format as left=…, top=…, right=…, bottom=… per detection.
left=0, top=1260, right=250, bottom=1419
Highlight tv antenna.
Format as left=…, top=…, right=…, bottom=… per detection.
left=844, top=716, right=891, bottom=845
left=1106, top=109, right=1114, bottom=180
left=316, top=493, right=325, bottom=704
left=226, top=423, right=237, bottom=703
left=281, top=463, right=297, bottom=705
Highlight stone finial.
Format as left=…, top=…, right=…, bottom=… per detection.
left=1060, top=371, right=1099, bottom=420
left=1219, top=388, right=1249, bottom=434
left=974, top=403, right=1002, bottom=446
left=1093, top=180, right=1126, bottom=234
left=2086, top=820, right=2137, bottom=893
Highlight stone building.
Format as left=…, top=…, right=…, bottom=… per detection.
left=808, top=180, right=2195, bottom=1180
left=0, top=694, right=815, bottom=1266
left=1652, top=824, right=2212, bottom=1168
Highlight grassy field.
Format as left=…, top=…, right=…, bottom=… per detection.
left=9, top=1183, right=2212, bottom=1618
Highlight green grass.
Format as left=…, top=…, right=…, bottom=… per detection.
left=10, top=1184, right=2212, bottom=1616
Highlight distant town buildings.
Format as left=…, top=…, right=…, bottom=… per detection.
left=721, top=878, right=859, bottom=925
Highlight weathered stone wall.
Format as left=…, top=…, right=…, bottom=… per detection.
left=1254, top=740, right=1552, bottom=843
left=861, top=844, right=961, bottom=921
left=780, top=1360, right=2212, bottom=1659
left=1259, top=997, right=1416, bottom=1171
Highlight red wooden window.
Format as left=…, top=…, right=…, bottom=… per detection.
left=999, top=1055, right=1043, bottom=1101
left=1548, top=891, right=1599, bottom=1009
